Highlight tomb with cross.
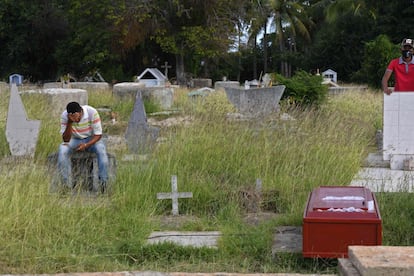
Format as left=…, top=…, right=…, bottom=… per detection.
left=157, top=175, right=193, bottom=216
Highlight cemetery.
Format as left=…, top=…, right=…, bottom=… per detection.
left=1, top=76, right=414, bottom=276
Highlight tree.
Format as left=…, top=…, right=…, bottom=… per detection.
left=0, top=0, right=68, bottom=81
left=352, top=35, right=399, bottom=89
left=150, top=0, right=246, bottom=84
left=268, top=0, right=313, bottom=77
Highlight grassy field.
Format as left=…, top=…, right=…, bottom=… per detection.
left=0, top=84, right=413, bottom=274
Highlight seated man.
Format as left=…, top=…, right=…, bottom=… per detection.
left=57, top=101, right=109, bottom=192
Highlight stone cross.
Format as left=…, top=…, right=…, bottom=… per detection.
left=157, top=175, right=193, bottom=216
left=161, top=61, right=172, bottom=78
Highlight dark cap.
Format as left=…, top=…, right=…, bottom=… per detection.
left=401, top=38, right=414, bottom=48
left=66, top=102, right=82, bottom=114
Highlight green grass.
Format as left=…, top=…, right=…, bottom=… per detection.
left=0, top=85, right=410, bottom=274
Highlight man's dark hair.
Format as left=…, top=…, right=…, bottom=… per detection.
left=66, top=102, right=82, bottom=114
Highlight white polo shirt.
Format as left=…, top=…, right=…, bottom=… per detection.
left=60, top=105, right=103, bottom=139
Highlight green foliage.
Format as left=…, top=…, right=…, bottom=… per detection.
left=352, top=35, right=399, bottom=89
left=272, top=70, right=328, bottom=106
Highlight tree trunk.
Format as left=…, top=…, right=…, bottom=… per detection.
left=175, top=53, right=186, bottom=86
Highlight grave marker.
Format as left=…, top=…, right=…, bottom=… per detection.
left=6, top=83, right=41, bottom=157
left=157, top=175, right=193, bottom=216
left=125, top=91, right=159, bottom=153
left=161, top=61, right=172, bottom=79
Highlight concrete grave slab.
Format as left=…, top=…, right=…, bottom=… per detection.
left=5, top=83, right=41, bottom=157
left=147, top=231, right=221, bottom=248
left=21, top=88, right=88, bottom=116
left=346, top=246, right=414, bottom=276
left=224, top=86, right=285, bottom=117
left=350, top=167, right=414, bottom=192
left=271, top=226, right=302, bottom=255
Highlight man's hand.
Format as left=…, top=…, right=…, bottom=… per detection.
left=68, top=112, right=81, bottom=123
left=384, top=88, right=392, bottom=95
left=76, top=143, right=88, bottom=151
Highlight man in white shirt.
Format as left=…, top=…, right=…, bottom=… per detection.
left=58, top=101, right=109, bottom=193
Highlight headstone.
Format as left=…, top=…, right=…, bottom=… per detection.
left=125, top=91, right=160, bottom=154
left=214, top=80, right=240, bottom=91
left=113, top=82, right=146, bottom=101
left=161, top=61, right=172, bottom=79
left=20, top=88, right=88, bottom=116
left=157, top=175, right=193, bottom=216
left=383, top=93, right=414, bottom=170
left=192, top=78, right=212, bottom=88
left=48, top=151, right=117, bottom=194
left=113, top=83, right=174, bottom=110
left=5, top=83, right=41, bottom=157
left=224, top=85, right=285, bottom=117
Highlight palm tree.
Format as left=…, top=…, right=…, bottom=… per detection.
left=268, top=0, right=313, bottom=77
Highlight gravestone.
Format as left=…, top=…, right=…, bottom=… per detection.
left=48, top=151, right=117, bottom=194
left=157, top=175, right=193, bottom=216
left=20, top=88, right=88, bottom=116
left=125, top=91, right=160, bottom=154
left=192, top=78, right=212, bottom=88
left=5, top=83, right=41, bottom=157
left=113, top=82, right=146, bottom=101
left=224, top=85, right=285, bottom=117
left=383, top=93, right=414, bottom=170
left=214, top=80, right=240, bottom=90
left=113, top=83, right=174, bottom=110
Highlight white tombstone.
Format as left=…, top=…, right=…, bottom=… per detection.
left=6, top=83, right=41, bottom=157
left=383, top=92, right=414, bottom=169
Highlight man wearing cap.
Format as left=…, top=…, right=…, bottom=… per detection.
left=57, top=101, right=109, bottom=192
left=382, top=38, right=414, bottom=94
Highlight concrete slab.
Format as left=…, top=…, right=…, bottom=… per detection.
left=348, top=246, right=414, bottom=276
left=147, top=231, right=221, bottom=248
left=337, top=258, right=361, bottom=276
left=350, top=167, right=414, bottom=192
left=272, top=226, right=302, bottom=255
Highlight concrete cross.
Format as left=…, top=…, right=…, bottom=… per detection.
left=161, top=61, right=172, bottom=78
left=157, top=175, right=193, bottom=216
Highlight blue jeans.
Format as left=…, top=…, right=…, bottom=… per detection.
left=57, top=137, right=109, bottom=187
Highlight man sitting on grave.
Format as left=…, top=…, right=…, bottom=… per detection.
left=57, top=101, right=109, bottom=192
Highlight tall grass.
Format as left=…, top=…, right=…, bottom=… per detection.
left=0, top=86, right=410, bottom=274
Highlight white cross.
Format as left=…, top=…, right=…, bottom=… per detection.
left=157, top=175, right=193, bottom=216
left=161, top=61, right=172, bottom=78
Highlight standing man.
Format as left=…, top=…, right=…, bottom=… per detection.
left=58, top=101, right=109, bottom=192
left=382, top=38, right=414, bottom=94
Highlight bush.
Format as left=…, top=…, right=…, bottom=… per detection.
left=272, top=70, right=328, bottom=107
left=352, top=35, right=399, bottom=89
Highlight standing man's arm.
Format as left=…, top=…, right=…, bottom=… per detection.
left=382, top=69, right=393, bottom=95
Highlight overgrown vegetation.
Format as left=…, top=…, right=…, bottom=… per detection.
left=0, top=85, right=412, bottom=274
